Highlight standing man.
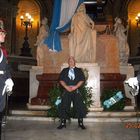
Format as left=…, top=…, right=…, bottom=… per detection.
left=57, top=56, right=87, bottom=129
left=0, top=20, right=14, bottom=139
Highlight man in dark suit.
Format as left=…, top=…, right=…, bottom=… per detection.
left=0, top=20, right=14, bottom=140
left=57, top=56, right=87, bottom=129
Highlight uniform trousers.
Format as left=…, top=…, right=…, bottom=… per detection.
left=0, top=112, right=3, bottom=140
left=58, top=90, right=87, bottom=120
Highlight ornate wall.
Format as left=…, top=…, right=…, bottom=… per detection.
left=0, top=1, right=18, bottom=54
left=15, top=0, right=53, bottom=57
left=16, top=0, right=40, bottom=56
left=0, top=0, right=136, bottom=57
left=128, top=0, right=140, bottom=56
left=104, top=0, right=130, bottom=21
left=0, top=0, right=53, bottom=57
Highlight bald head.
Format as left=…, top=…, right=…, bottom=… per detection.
left=68, top=56, right=76, bottom=68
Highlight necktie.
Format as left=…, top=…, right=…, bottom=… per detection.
left=68, top=68, right=75, bottom=80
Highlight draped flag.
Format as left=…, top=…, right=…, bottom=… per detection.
left=44, top=0, right=84, bottom=52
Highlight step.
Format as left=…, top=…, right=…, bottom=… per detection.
left=9, top=110, right=47, bottom=116
left=27, top=103, right=50, bottom=110
left=27, top=103, right=135, bottom=112
left=8, top=108, right=140, bottom=123
left=10, top=109, right=139, bottom=117
left=87, top=111, right=139, bottom=117
left=7, top=115, right=139, bottom=123
left=8, top=104, right=139, bottom=122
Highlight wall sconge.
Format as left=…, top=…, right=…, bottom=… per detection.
left=136, top=13, right=140, bottom=27
left=20, top=13, right=34, bottom=27
left=20, top=13, right=34, bottom=57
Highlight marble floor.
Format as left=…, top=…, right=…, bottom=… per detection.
left=1, top=119, right=140, bottom=140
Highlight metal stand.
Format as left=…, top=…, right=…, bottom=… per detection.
left=20, top=21, right=32, bottom=57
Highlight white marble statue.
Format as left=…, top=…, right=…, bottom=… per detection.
left=113, top=17, right=129, bottom=65
left=35, top=17, right=49, bottom=66
left=68, top=3, right=96, bottom=63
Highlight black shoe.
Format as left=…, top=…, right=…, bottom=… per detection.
left=78, top=123, right=86, bottom=129
left=78, top=118, right=86, bottom=130
left=57, top=123, right=66, bottom=129
left=57, top=119, right=66, bottom=129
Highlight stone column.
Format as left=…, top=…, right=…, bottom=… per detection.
left=29, top=66, right=43, bottom=103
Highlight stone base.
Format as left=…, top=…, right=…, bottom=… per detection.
left=27, top=103, right=51, bottom=110
left=29, top=66, right=43, bottom=103
left=30, top=97, right=48, bottom=105
left=30, top=73, right=59, bottom=105
left=96, top=35, right=120, bottom=73
left=89, top=107, right=103, bottom=112
left=100, top=73, right=126, bottom=94
left=124, top=106, right=135, bottom=111
left=10, top=107, right=137, bottom=122
left=40, top=35, right=119, bottom=74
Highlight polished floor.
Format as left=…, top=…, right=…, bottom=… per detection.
left=3, top=99, right=140, bottom=140
left=1, top=119, right=140, bottom=140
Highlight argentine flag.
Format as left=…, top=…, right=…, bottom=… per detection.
left=44, top=0, right=84, bottom=52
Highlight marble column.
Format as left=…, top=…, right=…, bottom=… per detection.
left=29, top=66, right=43, bottom=103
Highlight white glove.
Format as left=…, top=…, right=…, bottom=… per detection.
left=5, top=78, right=14, bottom=92
left=125, top=77, right=139, bottom=89
left=125, top=77, right=139, bottom=96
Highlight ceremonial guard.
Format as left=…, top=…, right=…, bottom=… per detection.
left=0, top=20, right=14, bottom=139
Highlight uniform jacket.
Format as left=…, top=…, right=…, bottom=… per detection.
left=59, top=67, right=85, bottom=86
left=0, top=49, right=11, bottom=112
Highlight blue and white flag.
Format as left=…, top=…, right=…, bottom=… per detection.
left=44, top=0, right=84, bottom=52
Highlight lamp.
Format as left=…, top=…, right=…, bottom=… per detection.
left=20, top=13, right=34, bottom=57
left=136, top=13, right=140, bottom=27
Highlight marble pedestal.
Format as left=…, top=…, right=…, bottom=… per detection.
left=120, top=64, right=135, bottom=106
left=62, top=63, right=101, bottom=108
left=29, top=66, right=43, bottom=104
left=28, top=66, right=51, bottom=110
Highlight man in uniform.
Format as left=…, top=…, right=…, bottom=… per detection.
left=0, top=20, right=14, bottom=139
left=57, top=56, right=87, bottom=129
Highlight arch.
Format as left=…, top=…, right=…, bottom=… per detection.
left=35, top=0, right=53, bottom=23
left=16, top=0, right=40, bottom=56
left=128, top=0, right=140, bottom=56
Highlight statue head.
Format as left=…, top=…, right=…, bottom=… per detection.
left=41, top=17, right=48, bottom=25
left=77, top=3, right=86, bottom=13
left=115, top=17, right=122, bottom=24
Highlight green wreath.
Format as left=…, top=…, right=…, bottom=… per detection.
left=47, top=82, right=93, bottom=118
left=101, top=89, right=125, bottom=111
